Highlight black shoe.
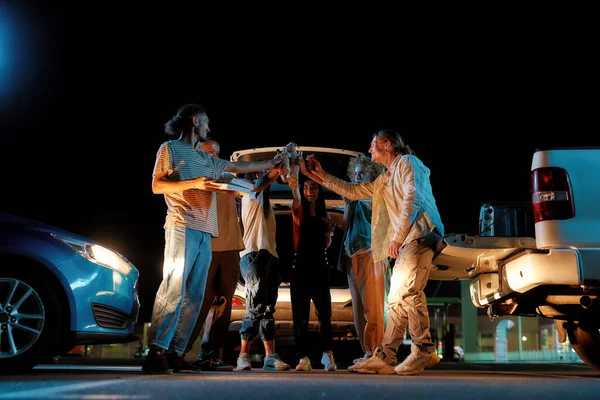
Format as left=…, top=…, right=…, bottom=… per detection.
left=210, top=358, right=234, bottom=371
left=194, top=357, right=234, bottom=371
left=166, top=352, right=202, bottom=373
left=142, top=349, right=173, bottom=374
left=192, top=358, right=213, bottom=371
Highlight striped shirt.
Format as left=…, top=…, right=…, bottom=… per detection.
left=153, top=140, right=229, bottom=236
left=322, top=154, right=444, bottom=263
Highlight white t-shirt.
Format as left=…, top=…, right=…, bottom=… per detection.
left=239, top=191, right=277, bottom=258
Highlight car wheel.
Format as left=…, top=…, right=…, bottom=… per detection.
left=568, top=323, right=600, bottom=372
left=0, top=272, right=62, bottom=374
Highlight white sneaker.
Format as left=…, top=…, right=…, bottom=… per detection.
left=394, top=351, right=439, bottom=375
left=295, top=356, right=312, bottom=371
left=236, top=353, right=252, bottom=371
left=354, top=352, right=371, bottom=365
left=427, top=352, right=441, bottom=368
left=348, top=352, right=371, bottom=372
left=263, top=353, right=290, bottom=371
left=321, top=351, right=337, bottom=371
left=354, top=348, right=395, bottom=375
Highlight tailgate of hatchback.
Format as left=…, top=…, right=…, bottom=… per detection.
left=430, top=234, right=537, bottom=280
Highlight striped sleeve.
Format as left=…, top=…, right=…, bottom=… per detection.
left=213, top=157, right=230, bottom=178
left=153, top=143, right=171, bottom=176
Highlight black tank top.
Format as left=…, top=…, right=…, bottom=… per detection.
left=296, top=215, right=327, bottom=267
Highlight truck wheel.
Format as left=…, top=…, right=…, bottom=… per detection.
left=568, top=324, right=600, bottom=372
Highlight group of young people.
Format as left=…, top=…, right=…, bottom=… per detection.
left=142, top=103, right=445, bottom=377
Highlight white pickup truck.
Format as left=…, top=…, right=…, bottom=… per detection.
left=430, top=147, right=600, bottom=371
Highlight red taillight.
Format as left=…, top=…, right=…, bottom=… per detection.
left=531, top=167, right=575, bottom=223
left=231, top=296, right=245, bottom=308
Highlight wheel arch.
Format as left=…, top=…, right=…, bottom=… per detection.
left=567, top=321, right=600, bottom=372
left=0, top=253, right=75, bottom=353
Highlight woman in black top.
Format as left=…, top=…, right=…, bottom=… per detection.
left=290, top=177, right=337, bottom=371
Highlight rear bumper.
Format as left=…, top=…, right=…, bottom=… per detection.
left=470, top=248, right=581, bottom=307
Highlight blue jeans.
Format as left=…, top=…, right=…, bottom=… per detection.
left=149, top=227, right=212, bottom=354
left=239, top=250, right=280, bottom=342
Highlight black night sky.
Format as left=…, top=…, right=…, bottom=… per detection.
left=1, top=3, right=596, bottom=322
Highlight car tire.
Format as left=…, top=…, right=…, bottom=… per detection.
left=0, top=269, right=62, bottom=374
left=568, top=323, right=600, bottom=372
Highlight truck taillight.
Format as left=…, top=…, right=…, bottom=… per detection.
left=531, top=167, right=575, bottom=223
left=231, top=296, right=245, bottom=308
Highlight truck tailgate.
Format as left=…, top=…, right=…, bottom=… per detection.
left=430, top=234, right=537, bottom=280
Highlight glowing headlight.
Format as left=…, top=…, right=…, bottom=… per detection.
left=51, top=234, right=132, bottom=276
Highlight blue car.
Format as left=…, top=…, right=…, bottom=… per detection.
left=0, top=212, right=140, bottom=374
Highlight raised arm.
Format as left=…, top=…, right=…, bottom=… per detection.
left=253, top=164, right=282, bottom=193
left=224, top=157, right=282, bottom=174
left=305, top=154, right=375, bottom=201
left=291, top=181, right=301, bottom=210
left=296, top=154, right=323, bottom=184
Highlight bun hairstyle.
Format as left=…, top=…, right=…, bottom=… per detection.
left=375, top=129, right=415, bottom=156
left=164, top=103, right=206, bottom=136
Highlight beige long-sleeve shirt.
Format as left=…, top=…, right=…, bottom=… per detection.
left=322, top=154, right=444, bottom=263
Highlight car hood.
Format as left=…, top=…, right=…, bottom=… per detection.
left=0, top=211, right=103, bottom=246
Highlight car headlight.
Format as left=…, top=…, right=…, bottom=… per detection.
left=51, top=233, right=133, bottom=276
